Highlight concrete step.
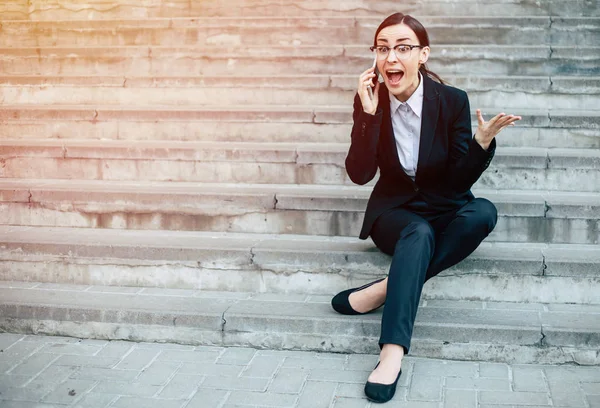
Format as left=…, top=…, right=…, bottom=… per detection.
left=1, top=140, right=599, bottom=192
left=0, top=17, right=597, bottom=47
left=1, top=225, right=599, bottom=305
left=1, top=0, right=597, bottom=19
left=0, top=45, right=597, bottom=76
left=2, top=75, right=599, bottom=111
left=3, top=116, right=599, bottom=150
left=1, top=105, right=599, bottom=149
left=2, top=179, right=599, bottom=244
left=1, top=281, right=599, bottom=364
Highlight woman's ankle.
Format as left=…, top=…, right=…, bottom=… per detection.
left=380, top=344, right=405, bottom=362
left=367, top=343, right=404, bottom=384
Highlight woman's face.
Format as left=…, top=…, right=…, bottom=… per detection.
left=375, top=23, right=430, bottom=102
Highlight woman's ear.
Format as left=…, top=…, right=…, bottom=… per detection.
left=419, top=46, right=430, bottom=65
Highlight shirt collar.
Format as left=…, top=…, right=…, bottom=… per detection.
left=389, top=72, right=424, bottom=118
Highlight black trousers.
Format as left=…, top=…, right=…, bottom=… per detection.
left=369, top=197, right=498, bottom=353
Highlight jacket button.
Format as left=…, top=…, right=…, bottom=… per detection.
left=361, top=123, right=367, bottom=130
left=414, top=186, right=419, bottom=192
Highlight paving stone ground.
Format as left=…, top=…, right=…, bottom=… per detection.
left=0, top=333, right=598, bottom=408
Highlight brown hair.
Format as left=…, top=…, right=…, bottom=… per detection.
left=374, top=13, right=445, bottom=85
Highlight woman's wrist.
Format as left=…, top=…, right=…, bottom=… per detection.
left=363, top=105, right=380, bottom=116
left=474, top=132, right=492, bottom=151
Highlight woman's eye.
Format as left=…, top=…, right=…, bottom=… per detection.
left=397, top=46, right=410, bottom=53
left=378, top=47, right=389, bottom=53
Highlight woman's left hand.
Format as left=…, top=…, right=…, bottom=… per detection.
left=474, top=109, right=522, bottom=151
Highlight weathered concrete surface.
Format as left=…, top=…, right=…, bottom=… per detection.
left=1, top=180, right=599, bottom=243
left=1, top=105, right=597, bottom=141
left=2, top=82, right=598, bottom=110
left=2, top=0, right=599, bottom=20
left=1, top=117, right=598, bottom=149
left=1, top=44, right=597, bottom=76
left=0, top=141, right=598, bottom=191
left=1, top=284, right=599, bottom=364
left=0, top=17, right=597, bottom=48
left=1, top=226, right=599, bottom=304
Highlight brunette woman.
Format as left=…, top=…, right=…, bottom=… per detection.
left=331, top=13, right=521, bottom=403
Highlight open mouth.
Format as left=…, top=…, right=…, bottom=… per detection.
left=386, top=69, right=404, bottom=86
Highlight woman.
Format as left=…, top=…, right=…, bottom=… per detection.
left=331, top=13, right=521, bottom=403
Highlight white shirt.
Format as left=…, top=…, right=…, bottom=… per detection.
left=389, top=73, right=424, bottom=180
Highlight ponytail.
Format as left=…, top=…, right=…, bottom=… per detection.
left=419, top=64, right=445, bottom=85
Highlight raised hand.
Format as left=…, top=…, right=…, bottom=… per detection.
left=474, top=109, right=522, bottom=150
left=358, top=66, right=380, bottom=115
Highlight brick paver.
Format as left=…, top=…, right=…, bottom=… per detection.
left=0, top=333, right=598, bottom=407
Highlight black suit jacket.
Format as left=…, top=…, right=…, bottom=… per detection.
left=346, top=74, right=496, bottom=239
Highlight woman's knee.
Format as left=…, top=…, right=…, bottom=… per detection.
left=471, top=198, right=498, bottom=232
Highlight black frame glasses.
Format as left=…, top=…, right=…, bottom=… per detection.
left=370, top=44, right=424, bottom=60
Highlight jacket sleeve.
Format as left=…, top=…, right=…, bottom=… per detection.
left=446, top=91, right=496, bottom=193
left=345, top=93, right=384, bottom=185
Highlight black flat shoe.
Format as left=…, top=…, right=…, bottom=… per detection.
left=331, top=278, right=385, bottom=315
left=364, top=363, right=402, bottom=403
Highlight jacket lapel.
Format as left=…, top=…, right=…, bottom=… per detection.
left=416, top=75, right=440, bottom=179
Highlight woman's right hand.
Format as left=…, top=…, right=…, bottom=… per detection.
left=358, top=66, right=380, bottom=115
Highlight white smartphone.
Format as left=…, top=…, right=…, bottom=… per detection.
left=368, top=54, right=379, bottom=100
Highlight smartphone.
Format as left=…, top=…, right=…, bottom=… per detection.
left=368, top=55, right=379, bottom=100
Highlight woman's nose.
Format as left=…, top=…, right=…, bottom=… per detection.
left=386, top=49, right=398, bottom=63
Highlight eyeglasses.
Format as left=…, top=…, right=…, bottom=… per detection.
left=370, top=44, right=424, bottom=60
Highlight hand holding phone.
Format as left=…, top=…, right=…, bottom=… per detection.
left=358, top=55, right=380, bottom=115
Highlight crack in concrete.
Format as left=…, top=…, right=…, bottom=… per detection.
left=257, top=266, right=343, bottom=277
left=249, top=247, right=256, bottom=266
left=539, top=325, right=547, bottom=347
left=544, top=201, right=551, bottom=217
left=541, top=254, right=547, bottom=277
left=25, top=258, right=233, bottom=272
left=220, top=302, right=236, bottom=332
left=273, top=194, right=278, bottom=210
left=550, top=349, right=599, bottom=367
left=55, top=3, right=123, bottom=13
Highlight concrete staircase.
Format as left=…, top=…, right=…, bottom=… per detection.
left=1, top=1, right=599, bottom=365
